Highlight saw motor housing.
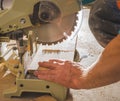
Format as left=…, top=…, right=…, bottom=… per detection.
left=0, top=0, right=80, bottom=37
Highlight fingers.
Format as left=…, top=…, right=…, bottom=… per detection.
left=34, top=70, right=56, bottom=77
left=34, top=70, right=39, bottom=76
left=49, top=60, right=63, bottom=65
left=48, top=59, right=72, bottom=65
left=34, top=70, right=59, bottom=83
left=39, top=61, right=57, bottom=69
left=49, top=59, right=65, bottom=63
left=38, top=59, right=67, bottom=69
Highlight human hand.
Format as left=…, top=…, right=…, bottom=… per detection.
left=34, top=59, right=85, bottom=89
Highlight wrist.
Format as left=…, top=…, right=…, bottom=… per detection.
left=75, top=69, right=89, bottom=89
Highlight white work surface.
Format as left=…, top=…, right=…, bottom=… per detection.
left=68, top=9, right=120, bottom=101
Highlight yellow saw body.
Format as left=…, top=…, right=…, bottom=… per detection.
left=0, top=0, right=81, bottom=101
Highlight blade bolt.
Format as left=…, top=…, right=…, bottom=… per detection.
left=40, top=12, right=49, bottom=20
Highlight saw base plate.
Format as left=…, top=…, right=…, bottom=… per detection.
left=3, top=70, right=67, bottom=101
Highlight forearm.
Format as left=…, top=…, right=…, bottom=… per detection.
left=81, top=62, right=120, bottom=89
left=79, top=35, right=120, bottom=89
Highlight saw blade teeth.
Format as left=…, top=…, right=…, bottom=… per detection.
left=39, top=43, right=43, bottom=46
left=63, top=32, right=69, bottom=38
left=45, top=44, right=49, bottom=47
left=57, top=41, right=60, bottom=44
left=76, top=20, right=79, bottom=23
left=52, top=43, right=55, bottom=46
left=71, top=31, right=74, bottom=34
left=62, top=39, right=67, bottom=43
left=74, top=26, right=77, bottom=30
left=77, top=13, right=79, bottom=17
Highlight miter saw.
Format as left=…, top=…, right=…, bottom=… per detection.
left=0, top=0, right=94, bottom=101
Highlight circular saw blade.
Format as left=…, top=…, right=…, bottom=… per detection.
left=35, top=13, right=78, bottom=45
